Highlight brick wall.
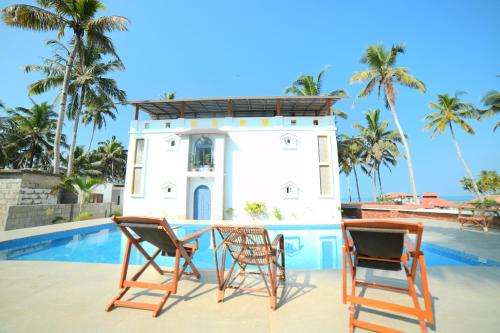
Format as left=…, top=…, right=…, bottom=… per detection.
left=3, top=202, right=123, bottom=231
left=0, top=179, right=22, bottom=228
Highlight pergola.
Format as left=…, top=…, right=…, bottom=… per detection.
left=128, top=96, right=340, bottom=120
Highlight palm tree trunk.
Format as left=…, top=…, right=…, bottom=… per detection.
left=347, top=173, right=352, bottom=202
left=449, top=124, right=484, bottom=202
left=353, top=166, right=361, bottom=202
left=386, top=94, right=419, bottom=203
left=377, top=165, right=383, bottom=197
left=88, top=123, right=96, bottom=152
left=67, top=87, right=86, bottom=176
left=53, top=37, right=81, bottom=174
left=372, top=171, right=377, bottom=202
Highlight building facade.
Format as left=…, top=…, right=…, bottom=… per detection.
left=123, top=96, right=342, bottom=223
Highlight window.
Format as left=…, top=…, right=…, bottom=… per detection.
left=144, top=122, right=149, bottom=129
left=90, top=193, right=103, bottom=203
left=313, top=120, right=319, bottom=126
left=282, top=182, right=298, bottom=199
left=132, top=139, right=145, bottom=195
left=317, top=136, right=332, bottom=196
left=281, top=133, right=297, bottom=150
left=161, top=182, right=176, bottom=198
left=164, top=135, right=179, bottom=151
left=192, top=137, right=214, bottom=169
left=165, top=122, right=171, bottom=128
left=290, top=119, right=297, bottom=126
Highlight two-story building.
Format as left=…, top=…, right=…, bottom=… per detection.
left=123, top=96, right=342, bottom=222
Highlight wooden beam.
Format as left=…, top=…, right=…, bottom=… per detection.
left=276, top=99, right=281, bottom=116
left=325, top=99, right=331, bottom=115
left=227, top=100, right=233, bottom=117
left=134, top=105, right=140, bottom=120
left=180, top=102, right=185, bottom=118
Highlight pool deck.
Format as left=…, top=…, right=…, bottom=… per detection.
left=1, top=218, right=500, bottom=332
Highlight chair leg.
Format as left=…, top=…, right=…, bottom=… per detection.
left=153, top=291, right=171, bottom=318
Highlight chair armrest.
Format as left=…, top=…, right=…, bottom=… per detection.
left=272, top=233, right=284, bottom=250
left=347, top=235, right=354, bottom=250
left=179, top=226, right=212, bottom=244
left=404, top=234, right=416, bottom=254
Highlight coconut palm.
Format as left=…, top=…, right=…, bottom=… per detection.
left=63, top=145, right=101, bottom=177
left=350, top=44, right=425, bottom=203
left=354, top=109, right=401, bottom=201
left=423, top=93, right=483, bottom=202
left=25, top=40, right=126, bottom=176
left=55, top=175, right=103, bottom=212
left=81, top=94, right=117, bottom=151
left=161, top=91, right=176, bottom=100
left=479, top=78, right=499, bottom=131
left=285, top=65, right=349, bottom=119
left=338, top=134, right=363, bottom=201
left=2, top=0, right=129, bottom=174
left=95, top=136, right=127, bottom=181
left=3, top=100, right=67, bottom=169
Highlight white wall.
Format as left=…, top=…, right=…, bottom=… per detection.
left=123, top=116, right=341, bottom=223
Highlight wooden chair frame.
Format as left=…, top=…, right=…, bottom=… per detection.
left=105, top=216, right=210, bottom=317
left=211, top=225, right=286, bottom=309
left=341, top=220, right=434, bottom=333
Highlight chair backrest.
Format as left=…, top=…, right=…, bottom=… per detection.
left=214, top=226, right=272, bottom=265
left=112, top=216, right=179, bottom=256
left=341, top=220, right=423, bottom=271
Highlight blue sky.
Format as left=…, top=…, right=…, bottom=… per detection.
left=1, top=0, right=499, bottom=198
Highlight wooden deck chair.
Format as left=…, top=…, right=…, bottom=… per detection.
left=211, top=225, right=286, bottom=309
left=341, top=220, right=434, bottom=333
left=105, top=216, right=210, bottom=317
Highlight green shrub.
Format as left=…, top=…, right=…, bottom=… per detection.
left=51, top=216, right=66, bottom=224
left=272, top=208, right=282, bottom=221
left=471, top=198, right=498, bottom=208
left=225, top=208, right=234, bottom=219
left=74, top=212, right=94, bottom=221
left=111, top=211, right=122, bottom=217
left=244, top=202, right=267, bottom=220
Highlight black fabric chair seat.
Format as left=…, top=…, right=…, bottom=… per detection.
left=357, top=258, right=402, bottom=271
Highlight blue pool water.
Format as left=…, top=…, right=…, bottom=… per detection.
left=0, top=223, right=498, bottom=269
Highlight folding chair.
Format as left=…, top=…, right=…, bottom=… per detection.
left=341, top=220, right=434, bottom=333
left=211, top=225, right=286, bottom=309
left=105, top=216, right=210, bottom=317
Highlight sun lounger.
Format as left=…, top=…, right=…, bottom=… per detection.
left=211, top=225, right=285, bottom=309
left=105, top=216, right=210, bottom=317
left=341, top=220, right=434, bottom=333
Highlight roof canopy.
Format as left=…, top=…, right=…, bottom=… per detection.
left=128, top=96, right=339, bottom=120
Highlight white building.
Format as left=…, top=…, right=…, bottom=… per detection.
left=123, top=96, right=342, bottom=223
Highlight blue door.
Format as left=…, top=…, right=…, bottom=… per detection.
left=194, top=185, right=211, bottom=220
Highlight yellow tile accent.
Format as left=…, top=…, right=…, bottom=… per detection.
left=211, top=120, right=219, bottom=127
left=191, top=120, right=198, bottom=128
left=239, top=119, right=247, bottom=127
left=261, top=119, right=269, bottom=126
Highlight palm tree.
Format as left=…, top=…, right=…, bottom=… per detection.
left=63, top=145, right=101, bottom=177
left=354, top=109, right=401, bottom=201
left=161, top=91, right=176, bottom=100
left=55, top=175, right=103, bottom=212
left=81, top=94, right=117, bottom=151
left=25, top=40, right=126, bottom=176
left=423, top=93, right=483, bottom=202
left=285, top=65, right=349, bottom=119
left=95, top=136, right=127, bottom=181
left=338, top=134, right=363, bottom=201
left=350, top=44, right=425, bottom=203
left=4, top=100, right=66, bottom=169
left=2, top=0, right=129, bottom=174
left=479, top=76, right=499, bottom=131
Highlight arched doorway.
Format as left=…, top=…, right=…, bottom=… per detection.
left=194, top=185, right=211, bottom=220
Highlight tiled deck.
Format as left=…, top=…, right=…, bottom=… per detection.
left=1, top=218, right=499, bottom=332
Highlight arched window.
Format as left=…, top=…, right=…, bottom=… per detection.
left=194, top=137, right=213, bottom=167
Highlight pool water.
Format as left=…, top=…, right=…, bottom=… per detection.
left=0, top=223, right=498, bottom=269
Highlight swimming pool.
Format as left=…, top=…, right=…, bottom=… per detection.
left=1, top=223, right=498, bottom=269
